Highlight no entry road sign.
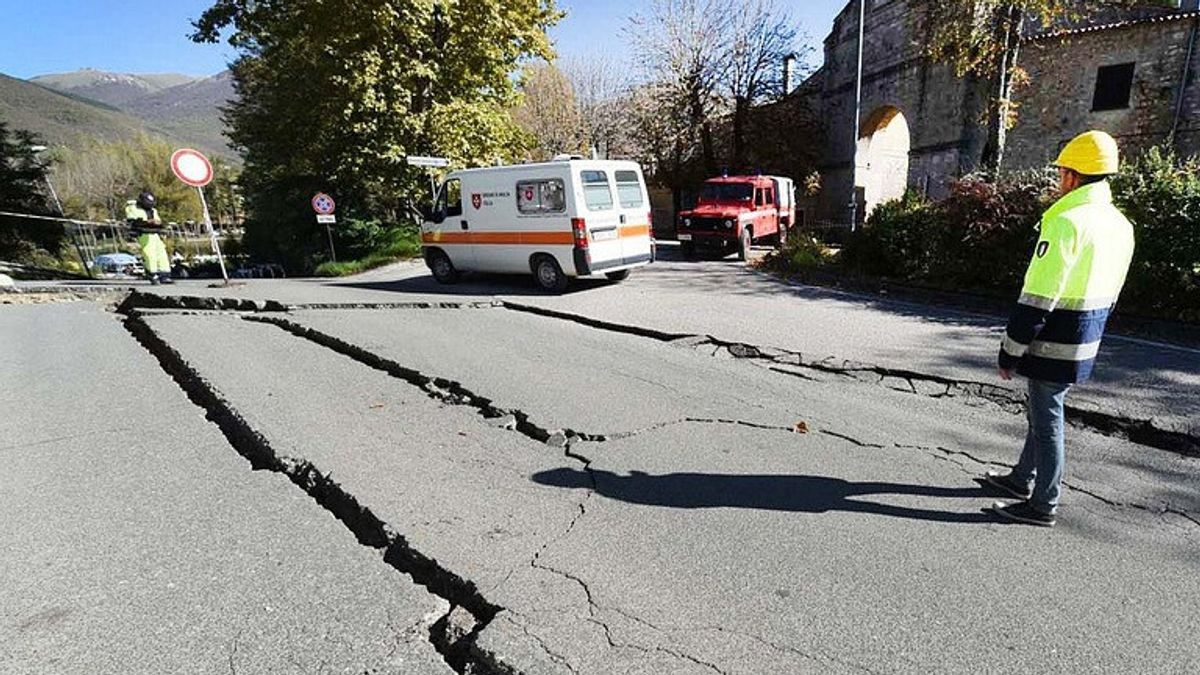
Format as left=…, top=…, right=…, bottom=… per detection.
left=312, top=193, right=336, bottom=215
left=170, top=149, right=214, bottom=188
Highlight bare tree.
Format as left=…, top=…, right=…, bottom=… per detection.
left=627, top=0, right=731, bottom=176
left=562, top=54, right=630, bottom=159
left=725, top=0, right=799, bottom=170
left=513, top=62, right=586, bottom=160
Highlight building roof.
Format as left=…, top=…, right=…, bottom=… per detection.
left=1026, top=9, right=1200, bottom=42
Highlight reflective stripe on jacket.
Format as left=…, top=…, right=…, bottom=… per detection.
left=998, top=181, right=1135, bottom=384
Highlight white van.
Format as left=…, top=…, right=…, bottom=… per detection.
left=421, top=158, right=655, bottom=292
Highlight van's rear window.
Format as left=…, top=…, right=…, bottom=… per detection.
left=615, top=170, right=644, bottom=208
left=581, top=171, right=614, bottom=211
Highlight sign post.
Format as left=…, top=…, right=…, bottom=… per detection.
left=170, top=148, right=227, bottom=283
left=405, top=156, right=451, bottom=205
left=312, top=193, right=337, bottom=262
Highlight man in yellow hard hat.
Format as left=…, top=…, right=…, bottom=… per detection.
left=986, top=130, right=1135, bottom=527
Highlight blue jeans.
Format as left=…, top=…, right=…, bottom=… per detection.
left=1011, top=378, right=1071, bottom=514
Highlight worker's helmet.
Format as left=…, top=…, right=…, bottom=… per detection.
left=1054, top=130, right=1120, bottom=176
left=136, top=191, right=157, bottom=211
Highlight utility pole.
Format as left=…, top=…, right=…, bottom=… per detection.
left=849, top=0, right=866, bottom=233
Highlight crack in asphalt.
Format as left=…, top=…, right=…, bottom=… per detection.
left=243, top=312, right=1200, bottom=531
left=500, top=301, right=1200, bottom=458
left=120, top=312, right=504, bottom=675
left=115, top=293, right=1199, bottom=672
left=122, top=291, right=1199, bottom=457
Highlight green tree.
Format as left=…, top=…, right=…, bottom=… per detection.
left=0, top=120, right=62, bottom=260
left=191, top=0, right=561, bottom=271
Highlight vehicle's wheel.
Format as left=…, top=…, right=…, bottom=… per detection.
left=605, top=269, right=631, bottom=282
left=737, top=228, right=752, bottom=261
left=532, top=255, right=569, bottom=293
left=681, top=241, right=696, bottom=259
left=776, top=225, right=788, bottom=249
left=428, top=251, right=459, bottom=284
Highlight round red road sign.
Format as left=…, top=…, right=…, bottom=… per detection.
left=312, top=193, right=336, bottom=215
left=170, top=149, right=214, bottom=187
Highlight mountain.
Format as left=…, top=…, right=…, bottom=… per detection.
left=0, top=73, right=152, bottom=146
left=11, top=68, right=234, bottom=158
left=124, top=71, right=234, bottom=155
left=30, top=69, right=201, bottom=108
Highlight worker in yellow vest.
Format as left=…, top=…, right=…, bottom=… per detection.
left=125, top=191, right=173, bottom=285
left=987, top=130, right=1135, bottom=527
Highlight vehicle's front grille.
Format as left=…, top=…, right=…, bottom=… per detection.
left=688, top=217, right=727, bottom=232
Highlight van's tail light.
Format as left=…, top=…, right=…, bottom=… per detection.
left=571, top=218, right=589, bottom=248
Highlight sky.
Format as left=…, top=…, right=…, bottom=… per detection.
left=0, top=0, right=847, bottom=80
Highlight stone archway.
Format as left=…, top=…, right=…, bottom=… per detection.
left=856, top=106, right=911, bottom=218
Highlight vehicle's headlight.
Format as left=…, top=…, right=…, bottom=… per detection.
left=724, top=220, right=733, bottom=229
left=683, top=218, right=691, bottom=227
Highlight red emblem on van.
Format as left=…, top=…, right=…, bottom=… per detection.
left=471, top=193, right=482, bottom=210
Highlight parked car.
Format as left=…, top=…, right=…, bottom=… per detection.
left=422, top=156, right=655, bottom=292
left=676, top=175, right=796, bottom=260
left=92, top=253, right=144, bottom=278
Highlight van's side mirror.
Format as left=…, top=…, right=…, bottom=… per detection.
left=418, top=204, right=434, bottom=221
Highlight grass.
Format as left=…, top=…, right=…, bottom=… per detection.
left=313, top=229, right=422, bottom=277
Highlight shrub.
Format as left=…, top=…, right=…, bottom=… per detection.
left=313, top=225, right=422, bottom=277
left=841, top=148, right=1200, bottom=320
left=760, top=232, right=834, bottom=275
left=934, top=170, right=1053, bottom=291
left=843, top=190, right=937, bottom=278
left=1111, top=147, right=1200, bottom=320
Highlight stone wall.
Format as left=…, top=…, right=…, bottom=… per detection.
left=802, top=1, right=1200, bottom=225
left=1008, top=15, right=1200, bottom=169
left=812, top=0, right=988, bottom=223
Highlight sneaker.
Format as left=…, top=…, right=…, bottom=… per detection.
left=148, top=275, right=161, bottom=286
left=983, top=470, right=1032, bottom=500
left=990, top=501, right=1056, bottom=527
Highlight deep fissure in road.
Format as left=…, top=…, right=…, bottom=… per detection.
left=500, top=301, right=1200, bottom=458
left=120, top=312, right=507, bottom=674
left=117, top=290, right=1200, bottom=459
left=117, top=291, right=1199, bottom=526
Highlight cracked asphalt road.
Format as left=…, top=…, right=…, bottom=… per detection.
left=6, top=256, right=1199, bottom=673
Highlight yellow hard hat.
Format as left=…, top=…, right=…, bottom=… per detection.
left=1054, top=130, right=1120, bottom=176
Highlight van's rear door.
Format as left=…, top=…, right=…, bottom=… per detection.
left=614, top=168, right=653, bottom=266
left=578, top=168, right=622, bottom=273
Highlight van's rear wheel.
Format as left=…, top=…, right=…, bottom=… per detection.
left=605, top=269, right=630, bottom=282
left=532, top=255, right=569, bottom=293
left=737, top=228, right=752, bottom=262
left=428, top=250, right=459, bottom=284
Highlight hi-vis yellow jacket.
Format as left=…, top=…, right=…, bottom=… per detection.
left=999, top=181, right=1135, bottom=384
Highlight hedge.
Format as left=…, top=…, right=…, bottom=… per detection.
left=840, top=147, right=1200, bottom=321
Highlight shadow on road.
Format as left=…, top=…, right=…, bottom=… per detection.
left=533, top=467, right=998, bottom=524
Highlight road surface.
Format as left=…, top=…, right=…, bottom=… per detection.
left=4, top=252, right=1198, bottom=673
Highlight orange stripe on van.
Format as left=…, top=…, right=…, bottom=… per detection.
left=421, top=231, right=574, bottom=246
left=618, top=224, right=651, bottom=239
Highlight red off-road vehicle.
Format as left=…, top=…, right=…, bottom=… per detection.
left=676, top=175, right=796, bottom=260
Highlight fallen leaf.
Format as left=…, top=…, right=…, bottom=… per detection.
left=793, top=421, right=810, bottom=434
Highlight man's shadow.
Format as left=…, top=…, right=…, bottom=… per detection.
left=533, top=468, right=999, bottom=524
